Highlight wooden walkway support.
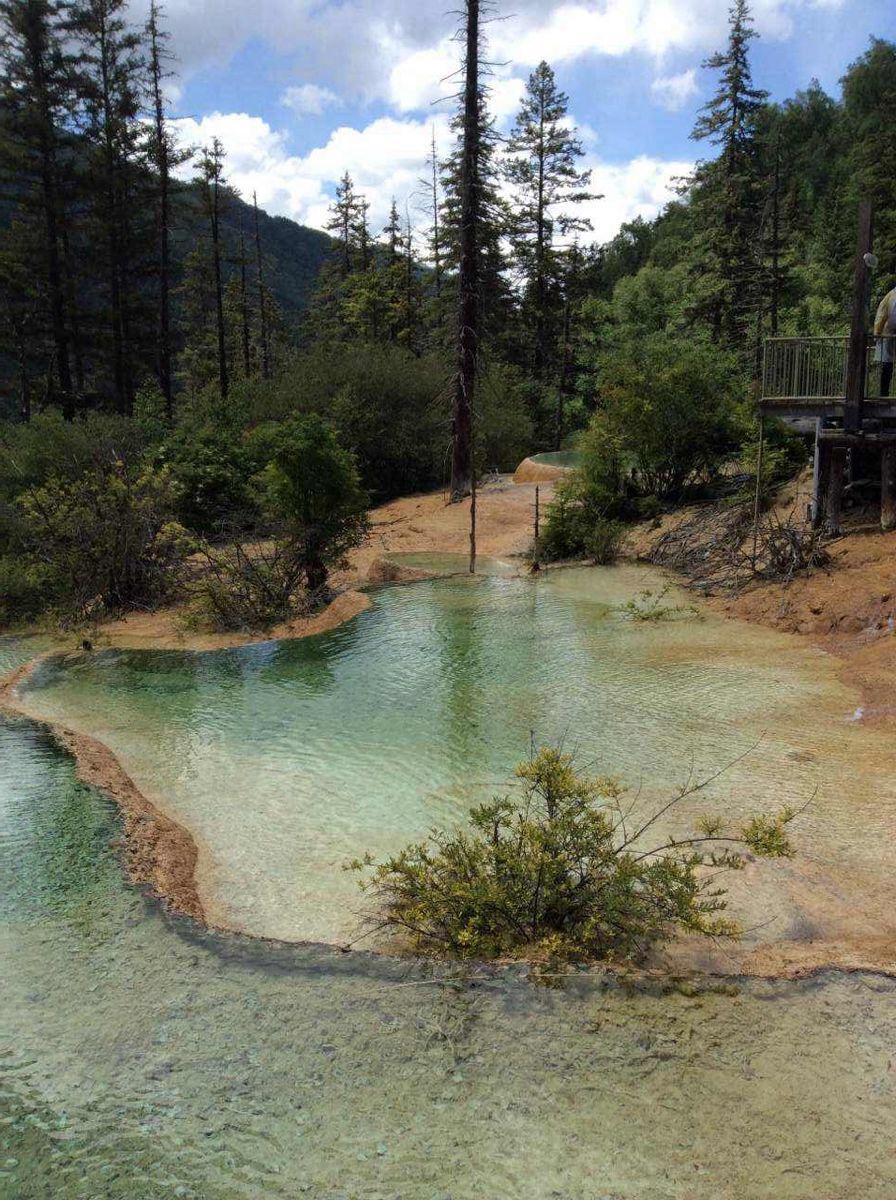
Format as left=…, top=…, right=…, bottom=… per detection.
left=765, top=200, right=896, bottom=535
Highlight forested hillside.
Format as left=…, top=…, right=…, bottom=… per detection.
left=0, top=0, right=894, bottom=631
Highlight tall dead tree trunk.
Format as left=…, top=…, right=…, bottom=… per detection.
left=253, top=191, right=271, bottom=380
left=450, top=0, right=479, bottom=503
left=22, top=5, right=73, bottom=411
left=202, top=139, right=228, bottom=401
left=148, top=1, right=173, bottom=417
left=429, top=126, right=442, bottom=302
left=239, top=217, right=251, bottom=378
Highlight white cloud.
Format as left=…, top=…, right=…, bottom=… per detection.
left=280, top=84, right=340, bottom=116
left=650, top=68, right=699, bottom=111
left=581, top=154, right=692, bottom=242
left=492, top=0, right=846, bottom=70
left=172, top=110, right=455, bottom=233
left=130, top=0, right=845, bottom=118
left=173, top=109, right=688, bottom=249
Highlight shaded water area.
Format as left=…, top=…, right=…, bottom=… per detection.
left=3, top=715, right=896, bottom=1198
left=14, top=565, right=896, bottom=953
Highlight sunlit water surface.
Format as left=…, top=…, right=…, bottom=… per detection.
left=2, top=715, right=896, bottom=1198
left=16, top=564, right=896, bottom=946
left=4, top=579, right=896, bottom=1195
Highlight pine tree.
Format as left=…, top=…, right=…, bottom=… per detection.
left=690, top=0, right=768, bottom=347
left=505, top=61, right=597, bottom=389
left=325, top=171, right=361, bottom=276
left=145, top=0, right=182, bottom=418
left=252, top=191, right=272, bottom=378
left=842, top=38, right=896, bottom=279
left=449, top=0, right=481, bottom=503
left=423, top=127, right=443, bottom=304
left=0, top=0, right=76, bottom=412
left=441, top=85, right=512, bottom=352
left=197, top=137, right=229, bottom=400
left=68, top=0, right=148, bottom=414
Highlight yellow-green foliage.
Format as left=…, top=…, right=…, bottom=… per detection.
left=355, top=747, right=796, bottom=963
left=19, top=463, right=191, bottom=619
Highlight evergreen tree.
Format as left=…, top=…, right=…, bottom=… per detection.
left=0, top=0, right=76, bottom=411
left=422, top=127, right=443, bottom=307
left=449, top=0, right=481, bottom=504
left=441, top=85, right=513, bottom=352
left=68, top=0, right=149, bottom=414
left=504, top=61, right=596, bottom=391
left=841, top=38, right=896, bottom=278
left=690, top=0, right=768, bottom=347
left=252, top=191, right=272, bottom=379
left=325, top=170, right=362, bottom=276
left=197, top=137, right=229, bottom=400
left=145, top=0, right=179, bottom=417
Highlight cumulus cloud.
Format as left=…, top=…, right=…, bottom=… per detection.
left=581, top=154, right=692, bottom=242
left=172, top=111, right=455, bottom=232
left=492, top=0, right=845, bottom=70
left=131, top=0, right=843, bottom=111
left=173, top=109, right=688, bottom=247
left=650, top=68, right=699, bottom=111
left=280, top=84, right=340, bottom=116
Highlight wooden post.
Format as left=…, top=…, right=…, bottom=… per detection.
left=751, top=414, right=765, bottom=567
left=882, top=444, right=896, bottom=532
left=812, top=428, right=830, bottom=529
left=469, top=463, right=477, bottom=574
left=826, top=445, right=847, bottom=535
left=843, top=200, right=873, bottom=434
left=532, top=485, right=541, bottom=572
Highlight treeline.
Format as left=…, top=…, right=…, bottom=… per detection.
left=1, top=0, right=894, bottom=627
left=0, top=0, right=329, bottom=422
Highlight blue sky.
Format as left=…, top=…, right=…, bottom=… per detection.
left=132, top=0, right=891, bottom=243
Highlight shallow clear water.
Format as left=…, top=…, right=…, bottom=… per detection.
left=17, top=566, right=896, bottom=947
left=529, top=450, right=583, bottom=469
left=2, top=716, right=896, bottom=1198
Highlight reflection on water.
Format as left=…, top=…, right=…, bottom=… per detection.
left=2, top=718, right=896, bottom=1198
left=17, top=565, right=896, bottom=949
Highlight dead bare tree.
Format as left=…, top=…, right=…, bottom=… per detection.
left=649, top=499, right=830, bottom=594
left=450, top=0, right=479, bottom=506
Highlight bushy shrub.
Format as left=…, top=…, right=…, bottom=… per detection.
left=477, top=363, right=535, bottom=473
left=261, top=414, right=369, bottom=595
left=739, top=416, right=808, bottom=503
left=19, top=463, right=191, bottom=619
left=190, top=540, right=306, bottom=631
left=355, top=747, right=796, bottom=963
left=0, top=409, right=147, bottom=501
left=590, top=335, right=747, bottom=504
left=540, top=475, right=625, bottom=564
left=240, top=345, right=449, bottom=500
left=157, top=429, right=257, bottom=537
left=0, top=555, right=56, bottom=626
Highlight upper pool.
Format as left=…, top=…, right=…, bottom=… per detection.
left=529, top=449, right=583, bottom=469
left=16, top=564, right=896, bottom=957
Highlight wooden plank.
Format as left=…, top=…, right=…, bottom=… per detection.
left=843, top=201, right=874, bottom=434
left=882, top=445, right=896, bottom=532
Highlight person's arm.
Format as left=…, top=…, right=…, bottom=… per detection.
left=874, top=292, right=891, bottom=336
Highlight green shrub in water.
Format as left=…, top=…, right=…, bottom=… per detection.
left=354, top=747, right=796, bottom=963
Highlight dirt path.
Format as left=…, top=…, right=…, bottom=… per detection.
left=629, top=469, right=896, bottom=726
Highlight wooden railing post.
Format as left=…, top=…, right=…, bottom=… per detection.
left=844, top=201, right=874, bottom=434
